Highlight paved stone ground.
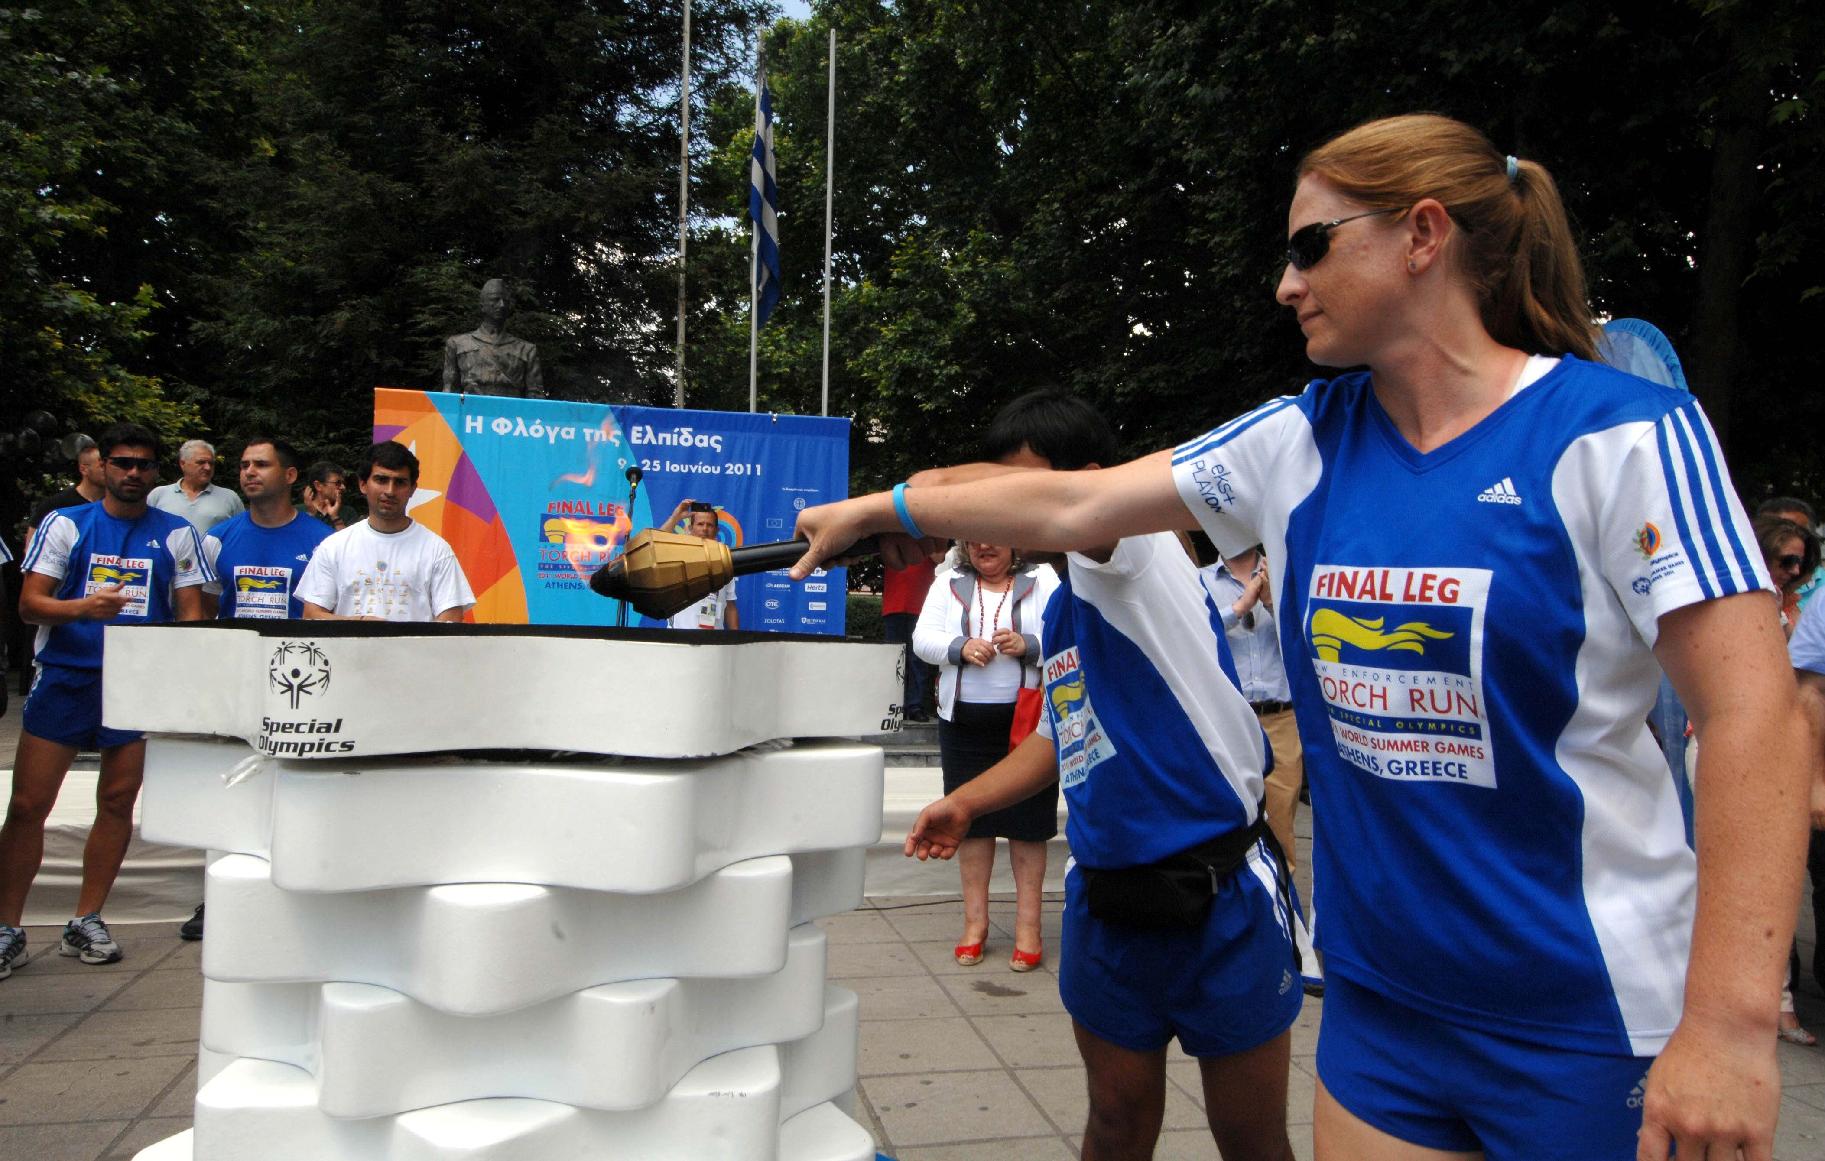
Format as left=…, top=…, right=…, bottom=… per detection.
left=2, top=708, right=1824, bottom=1158
left=2, top=871, right=1823, bottom=1158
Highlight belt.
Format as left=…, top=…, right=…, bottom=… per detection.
left=1249, top=699, right=1291, bottom=716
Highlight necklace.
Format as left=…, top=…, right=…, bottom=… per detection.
left=976, top=573, right=1012, bottom=641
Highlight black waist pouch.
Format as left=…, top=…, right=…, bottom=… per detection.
left=1081, top=816, right=1267, bottom=930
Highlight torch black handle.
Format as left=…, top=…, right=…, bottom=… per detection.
left=727, top=536, right=880, bottom=577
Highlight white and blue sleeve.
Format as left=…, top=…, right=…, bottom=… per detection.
left=20, top=511, right=77, bottom=581
left=1585, top=399, right=1769, bottom=646
left=1169, top=394, right=1319, bottom=560
left=169, top=524, right=214, bottom=589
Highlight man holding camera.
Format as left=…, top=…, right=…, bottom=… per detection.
left=655, top=498, right=739, bottom=630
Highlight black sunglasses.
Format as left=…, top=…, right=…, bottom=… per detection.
left=1776, top=554, right=1804, bottom=571
left=106, top=455, right=158, bottom=472
left=1286, top=208, right=1401, bottom=271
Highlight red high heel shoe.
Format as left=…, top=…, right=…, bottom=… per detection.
left=953, top=941, right=985, bottom=967
left=1009, top=945, right=1043, bottom=972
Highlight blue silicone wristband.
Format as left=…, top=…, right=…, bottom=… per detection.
left=892, top=482, right=926, bottom=540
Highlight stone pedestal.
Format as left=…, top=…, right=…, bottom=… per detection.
left=106, top=623, right=898, bottom=1161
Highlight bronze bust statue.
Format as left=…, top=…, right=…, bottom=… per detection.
left=443, top=278, right=545, bottom=398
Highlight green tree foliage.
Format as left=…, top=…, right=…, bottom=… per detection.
left=692, top=0, right=1825, bottom=497
left=191, top=0, right=769, bottom=463
left=3, top=0, right=1822, bottom=537
left=0, top=4, right=213, bottom=527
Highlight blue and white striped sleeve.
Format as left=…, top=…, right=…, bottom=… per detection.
left=19, top=510, right=77, bottom=581
left=1596, top=398, right=1769, bottom=645
left=1169, top=394, right=1314, bottom=560
left=169, top=524, right=214, bottom=589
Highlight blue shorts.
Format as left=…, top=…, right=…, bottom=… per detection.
left=22, top=663, right=143, bottom=750
left=1317, top=975, right=1653, bottom=1159
left=1059, top=842, right=1302, bottom=1058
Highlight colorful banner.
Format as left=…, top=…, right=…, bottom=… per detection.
left=373, top=389, right=850, bottom=633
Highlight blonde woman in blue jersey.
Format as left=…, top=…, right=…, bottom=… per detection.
left=793, top=114, right=1811, bottom=1160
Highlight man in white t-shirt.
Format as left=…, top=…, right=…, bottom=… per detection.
left=296, top=442, right=474, bottom=622
left=659, top=500, right=738, bottom=630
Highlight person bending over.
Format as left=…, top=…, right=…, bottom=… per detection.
left=907, top=389, right=1300, bottom=1160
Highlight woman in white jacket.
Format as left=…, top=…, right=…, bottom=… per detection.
left=913, top=542, right=1054, bottom=970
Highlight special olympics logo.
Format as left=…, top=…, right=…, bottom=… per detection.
left=270, top=642, right=331, bottom=709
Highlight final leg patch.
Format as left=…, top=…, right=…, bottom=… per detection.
left=1305, top=565, right=1495, bottom=788
left=1043, top=645, right=1118, bottom=789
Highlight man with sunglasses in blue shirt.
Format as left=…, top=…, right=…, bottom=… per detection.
left=0, top=423, right=212, bottom=980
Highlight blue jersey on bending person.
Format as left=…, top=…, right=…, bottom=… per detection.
left=20, top=501, right=213, bottom=669
left=1170, top=355, right=1768, bottom=1057
left=1032, top=531, right=1302, bottom=1059
left=203, top=511, right=333, bottom=620
left=1034, top=533, right=1268, bottom=868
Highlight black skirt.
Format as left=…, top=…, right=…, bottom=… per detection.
left=940, top=699, right=1060, bottom=842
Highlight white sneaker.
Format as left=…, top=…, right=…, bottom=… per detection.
left=60, top=913, right=123, bottom=965
left=0, top=925, right=24, bottom=980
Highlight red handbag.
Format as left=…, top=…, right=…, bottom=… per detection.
left=1009, top=682, right=1043, bottom=751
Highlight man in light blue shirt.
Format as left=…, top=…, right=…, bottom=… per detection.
left=1789, top=600, right=1825, bottom=995
left=147, top=439, right=244, bottom=533
left=1200, top=548, right=1303, bottom=874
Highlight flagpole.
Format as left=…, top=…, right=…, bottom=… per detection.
left=820, top=28, right=834, bottom=418
left=674, top=0, right=691, bottom=408
left=748, top=38, right=761, bottom=415
left=749, top=220, right=760, bottom=414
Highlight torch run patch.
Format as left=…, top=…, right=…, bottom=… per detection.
left=1043, top=645, right=1117, bottom=789
left=1305, top=564, right=1496, bottom=788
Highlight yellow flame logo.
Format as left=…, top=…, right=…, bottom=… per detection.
left=1049, top=675, right=1086, bottom=720
left=236, top=576, right=284, bottom=592
left=543, top=515, right=627, bottom=547
left=1309, top=608, right=1454, bottom=662
left=90, top=566, right=144, bottom=586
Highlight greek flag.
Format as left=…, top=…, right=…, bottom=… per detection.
left=749, top=72, right=782, bottom=326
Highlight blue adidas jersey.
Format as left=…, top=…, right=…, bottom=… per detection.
left=20, top=501, right=213, bottom=669
left=1170, top=355, right=1769, bottom=1056
left=205, top=511, right=333, bottom=620
left=1033, top=533, right=1269, bottom=868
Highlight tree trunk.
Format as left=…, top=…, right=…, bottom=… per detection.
left=1685, top=12, right=1771, bottom=453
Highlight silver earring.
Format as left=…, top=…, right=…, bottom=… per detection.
left=1408, top=260, right=1417, bottom=272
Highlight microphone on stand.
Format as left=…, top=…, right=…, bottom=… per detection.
left=617, top=466, right=645, bottom=628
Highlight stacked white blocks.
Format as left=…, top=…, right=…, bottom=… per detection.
left=107, top=626, right=899, bottom=1161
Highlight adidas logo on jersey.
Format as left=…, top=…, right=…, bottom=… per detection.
left=295, top=554, right=310, bottom=562
left=1626, top=1076, right=1647, bottom=1110
left=1476, top=478, right=1523, bottom=505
